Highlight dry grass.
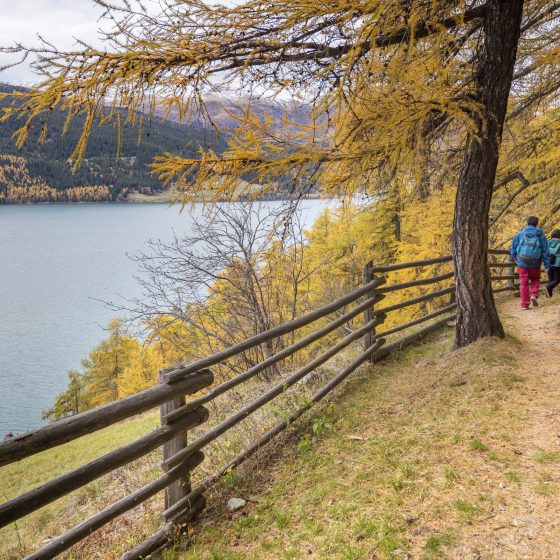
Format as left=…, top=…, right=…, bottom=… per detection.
left=0, top=344, right=363, bottom=559
left=174, top=298, right=560, bottom=560
left=0, top=411, right=162, bottom=559
left=4, top=296, right=559, bottom=560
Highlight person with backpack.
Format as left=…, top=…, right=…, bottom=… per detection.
left=510, top=216, right=550, bottom=310
left=546, top=229, right=560, bottom=297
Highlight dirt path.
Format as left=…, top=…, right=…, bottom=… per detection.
left=451, top=297, right=560, bottom=560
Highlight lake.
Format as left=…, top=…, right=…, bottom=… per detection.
left=0, top=201, right=332, bottom=435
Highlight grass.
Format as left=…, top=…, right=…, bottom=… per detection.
left=126, top=179, right=311, bottom=204
left=469, top=438, right=489, bottom=452
left=0, top=411, right=160, bottom=559
left=534, top=450, right=560, bottom=464
left=0, top=345, right=369, bottom=559
left=453, top=499, right=481, bottom=522
left=4, top=297, right=557, bottom=559
left=421, top=532, right=455, bottom=559
left=505, top=469, right=524, bottom=483
left=0, top=411, right=159, bottom=501
left=176, top=318, right=544, bottom=559
left=126, top=180, right=260, bottom=203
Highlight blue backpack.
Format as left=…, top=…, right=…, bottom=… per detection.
left=518, top=231, right=542, bottom=265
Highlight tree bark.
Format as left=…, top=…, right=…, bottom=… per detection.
left=452, top=0, right=524, bottom=348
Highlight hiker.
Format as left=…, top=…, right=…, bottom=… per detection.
left=510, top=216, right=550, bottom=310
left=546, top=229, right=560, bottom=297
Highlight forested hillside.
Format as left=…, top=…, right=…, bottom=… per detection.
left=0, top=83, right=227, bottom=202
left=0, top=155, right=110, bottom=202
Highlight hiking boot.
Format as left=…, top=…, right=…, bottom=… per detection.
left=521, top=306, right=530, bottom=310
left=531, top=296, right=539, bottom=307
left=546, top=286, right=553, bottom=298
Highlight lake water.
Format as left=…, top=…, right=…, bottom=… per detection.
left=0, top=201, right=331, bottom=435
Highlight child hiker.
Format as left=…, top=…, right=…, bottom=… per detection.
left=546, top=229, right=560, bottom=297
left=510, top=216, right=550, bottom=310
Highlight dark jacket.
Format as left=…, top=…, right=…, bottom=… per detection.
left=511, top=225, right=550, bottom=270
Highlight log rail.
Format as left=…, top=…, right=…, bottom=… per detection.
left=0, top=250, right=518, bottom=560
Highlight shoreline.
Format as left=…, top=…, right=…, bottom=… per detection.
left=0, top=194, right=325, bottom=206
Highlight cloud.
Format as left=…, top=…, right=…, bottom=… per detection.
left=0, top=0, right=105, bottom=84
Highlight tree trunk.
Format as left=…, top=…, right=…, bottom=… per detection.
left=452, top=0, right=524, bottom=348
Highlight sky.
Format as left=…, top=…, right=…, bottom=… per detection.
left=0, top=0, right=106, bottom=84
left=0, top=0, right=241, bottom=85
left=0, top=0, right=287, bottom=101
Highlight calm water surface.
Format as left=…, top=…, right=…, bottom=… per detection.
left=0, top=201, right=330, bottom=435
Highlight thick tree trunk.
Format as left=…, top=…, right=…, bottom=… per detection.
left=452, top=0, right=524, bottom=348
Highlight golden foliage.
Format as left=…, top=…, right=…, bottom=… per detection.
left=118, top=345, right=164, bottom=398
left=46, top=179, right=559, bottom=417
left=0, top=3, right=496, bottom=196
left=0, top=154, right=111, bottom=203
left=1, top=2, right=558, bottom=205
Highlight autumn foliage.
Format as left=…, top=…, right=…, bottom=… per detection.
left=0, top=155, right=111, bottom=203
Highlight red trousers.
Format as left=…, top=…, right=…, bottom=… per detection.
left=518, top=266, right=541, bottom=308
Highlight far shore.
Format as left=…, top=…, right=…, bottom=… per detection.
left=126, top=192, right=323, bottom=204
left=0, top=187, right=324, bottom=205
left=0, top=193, right=324, bottom=206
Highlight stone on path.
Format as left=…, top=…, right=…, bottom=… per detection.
left=227, top=498, right=247, bottom=512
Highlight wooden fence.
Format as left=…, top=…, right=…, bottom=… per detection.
left=0, top=249, right=517, bottom=560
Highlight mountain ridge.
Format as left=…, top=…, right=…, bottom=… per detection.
left=0, top=84, right=310, bottom=202
left=0, top=83, right=227, bottom=201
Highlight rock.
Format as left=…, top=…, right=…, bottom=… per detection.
left=227, top=498, right=247, bottom=512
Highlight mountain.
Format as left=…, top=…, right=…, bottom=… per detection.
left=0, top=84, right=314, bottom=203
left=156, top=93, right=311, bottom=129
left=0, top=84, right=228, bottom=202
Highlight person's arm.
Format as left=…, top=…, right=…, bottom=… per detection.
left=541, top=232, right=551, bottom=270
left=511, top=233, right=519, bottom=259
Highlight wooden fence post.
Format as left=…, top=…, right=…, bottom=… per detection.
left=506, top=254, right=516, bottom=291
left=448, top=288, right=456, bottom=305
left=362, top=260, right=376, bottom=358
left=159, top=370, right=190, bottom=510
left=506, top=254, right=521, bottom=297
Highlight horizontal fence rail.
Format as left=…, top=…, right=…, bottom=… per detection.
left=164, top=293, right=386, bottom=424
left=25, top=453, right=206, bottom=560
left=0, top=250, right=520, bottom=560
left=371, top=255, right=453, bottom=273
left=378, top=271, right=455, bottom=294
left=163, top=276, right=387, bottom=383
left=0, top=408, right=209, bottom=528
left=162, top=314, right=386, bottom=472
left=0, top=370, right=214, bottom=467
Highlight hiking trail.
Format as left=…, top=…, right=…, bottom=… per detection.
left=449, top=297, right=560, bottom=559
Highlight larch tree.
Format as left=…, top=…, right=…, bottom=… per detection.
left=451, top=1, right=523, bottom=345
left=2, top=1, right=560, bottom=347
left=42, top=370, right=89, bottom=421
left=81, top=318, right=141, bottom=407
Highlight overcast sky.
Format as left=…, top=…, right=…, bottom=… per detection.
left=0, top=0, right=242, bottom=85
left=0, top=0, right=106, bottom=84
